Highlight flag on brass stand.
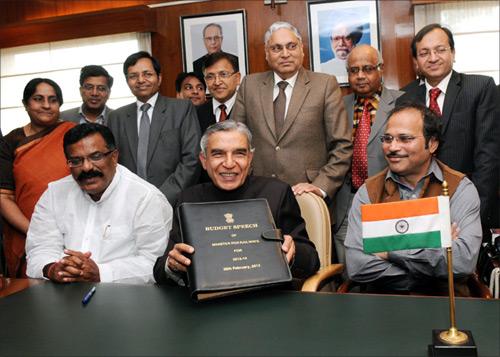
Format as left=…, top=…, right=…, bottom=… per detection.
left=361, top=196, right=451, bottom=254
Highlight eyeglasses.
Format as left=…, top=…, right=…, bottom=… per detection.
left=347, top=64, right=382, bottom=75
left=204, top=36, right=222, bottom=42
left=81, top=84, right=109, bottom=93
left=417, top=46, right=451, bottom=59
left=127, top=71, right=156, bottom=81
left=268, top=42, right=299, bottom=54
left=204, top=71, right=236, bottom=82
left=379, top=135, right=425, bottom=144
left=67, top=150, right=115, bottom=167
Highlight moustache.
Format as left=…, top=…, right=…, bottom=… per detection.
left=77, top=170, right=103, bottom=182
left=386, top=152, right=407, bottom=159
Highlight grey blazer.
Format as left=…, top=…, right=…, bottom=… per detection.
left=334, top=86, right=403, bottom=232
left=107, top=95, right=201, bottom=205
left=60, top=105, right=113, bottom=126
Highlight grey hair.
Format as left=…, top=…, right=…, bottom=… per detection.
left=264, top=21, right=302, bottom=45
left=345, top=44, right=384, bottom=68
left=203, top=23, right=223, bottom=37
left=200, top=120, right=255, bottom=155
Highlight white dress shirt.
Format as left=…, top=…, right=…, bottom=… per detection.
left=212, top=92, right=237, bottom=122
left=424, top=70, right=452, bottom=112
left=26, top=165, right=172, bottom=284
left=136, top=92, right=159, bottom=132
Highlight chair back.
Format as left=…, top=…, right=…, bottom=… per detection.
left=295, top=192, right=331, bottom=269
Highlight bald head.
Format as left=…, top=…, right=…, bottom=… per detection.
left=346, top=44, right=383, bottom=97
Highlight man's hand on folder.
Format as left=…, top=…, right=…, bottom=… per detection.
left=168, top=243, right=194, bottom=273
left=167, top=236, right=296, bottom=272
left=282, top=235, right=296, bottom=264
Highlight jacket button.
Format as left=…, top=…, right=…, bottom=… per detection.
left=275, top=146, right=280, bottom=151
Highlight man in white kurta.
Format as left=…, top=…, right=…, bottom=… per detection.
left=26, top=123, right=172, bottom=284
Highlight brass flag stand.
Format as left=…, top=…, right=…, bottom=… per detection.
left=428, top=181, right=477, bottom=356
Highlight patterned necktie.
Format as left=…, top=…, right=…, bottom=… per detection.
left=273, top=81, right=288, bottom=136
left=351, top=99, right=372, bottom=190
left=137, top=103, right=151, bottom=179
left=429, top=87, right=442, bottom=116
left=219, top=104, right=227, bottom=122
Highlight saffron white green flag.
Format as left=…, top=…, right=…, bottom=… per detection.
left=361, top=196, right=451, bottom=254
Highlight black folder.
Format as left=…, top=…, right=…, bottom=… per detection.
left=178, top=199, right=292, bottom=300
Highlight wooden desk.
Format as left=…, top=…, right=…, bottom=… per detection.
left=0, top=282, right=498, bottom=356
left=0, top=277, right=42, bottom=298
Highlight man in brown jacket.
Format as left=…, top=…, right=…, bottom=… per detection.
left=232, top=21, right=352, bottom=228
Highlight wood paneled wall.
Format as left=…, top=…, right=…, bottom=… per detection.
left=0, top=0, right=416, bottom=97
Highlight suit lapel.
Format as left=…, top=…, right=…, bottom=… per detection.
left=260, top=72, right=277, bottom=140
left=344, top=94, right=355, bottom=128
left=369, top=88, right=393, bottom=145
left=441, top=71, right=460, bottom=134
left=281, top=68, right=310, bottom=140
left=147, top=95, right=168, bottom=165
left=124, top=104, right=139, bottom=166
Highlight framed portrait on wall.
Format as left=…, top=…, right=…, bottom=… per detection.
left=180, top=10, right=248, bottom=79
left=307, top=0, right=379, bottom=86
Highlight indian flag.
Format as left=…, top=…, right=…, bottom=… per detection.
left=361, top=196, right=451, bottom=253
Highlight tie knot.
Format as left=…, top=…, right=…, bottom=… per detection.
left=219, top=104, right=226, bottom=111
left=277, top=81, right=288, bottom=90
left=141, top=103, right=151, bottom=112
left=429, top=87, right=441, bottom=99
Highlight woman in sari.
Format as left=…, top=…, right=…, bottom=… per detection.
left=0, top=78, right=75, bottom=277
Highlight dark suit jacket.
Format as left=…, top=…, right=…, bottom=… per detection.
left=397, top=71, right=500, bottom=228
left=193, top=52, right=239, bottom=78
left=196, top=98, right=233, bottom=134
left=153, top=176, right=320, bottom=285
left=335, top=86, right=403, bottom=232
left=107, top=95, right=201, bottom=206
left=60, top=106, right=113, bottom=126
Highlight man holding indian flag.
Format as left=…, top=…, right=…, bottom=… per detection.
left=345, top=102, right=482, bottom=296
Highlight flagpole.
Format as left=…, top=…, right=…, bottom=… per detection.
left=438, top=180, right=468, bottom=345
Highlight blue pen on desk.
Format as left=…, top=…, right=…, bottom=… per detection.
left=82, top=286, right=96, bottom=305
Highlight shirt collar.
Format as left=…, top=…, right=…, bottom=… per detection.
left=273, top=71, right=299, bottom=89
left=386, top=158, right=443, bottom=190
left=212, top=91, right=238, bottom=113
left=422, top=70, right=453, bottom=94
left=136, top=92, right=159, bottom=109
left=78, top=105, right=107, bottom=122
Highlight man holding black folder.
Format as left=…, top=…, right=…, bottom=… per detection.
left=153, top=121, right=319, bottom=286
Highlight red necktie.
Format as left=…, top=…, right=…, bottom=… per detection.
left=429, top=88, right=442, bottom=116
left=351, top=100, right=371, bottom=190
left=219, top=104, right=227, bottom=122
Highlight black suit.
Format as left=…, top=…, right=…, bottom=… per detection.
left=397, top=71, right=500, bottom=228
left=153, top=176, right=320, bottom=285
left=196, top=99, right=234, bottom=134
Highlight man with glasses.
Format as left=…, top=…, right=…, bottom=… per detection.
left=233, top=21, right=352, bottom=238
left=60, top=65, right=114, bottom=126
left=197, top=52, right=241, bottom=134
left=26, top=123, right=172, bottom=284
left=108, top=51, right=201, bottom=206
left=344, top=102, right=481, bottom=296
left=192, top=23, right=239, bottom=79
left=334, top=45, right=403, bottom=265
left=397, top=23, right=499, bottom=231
